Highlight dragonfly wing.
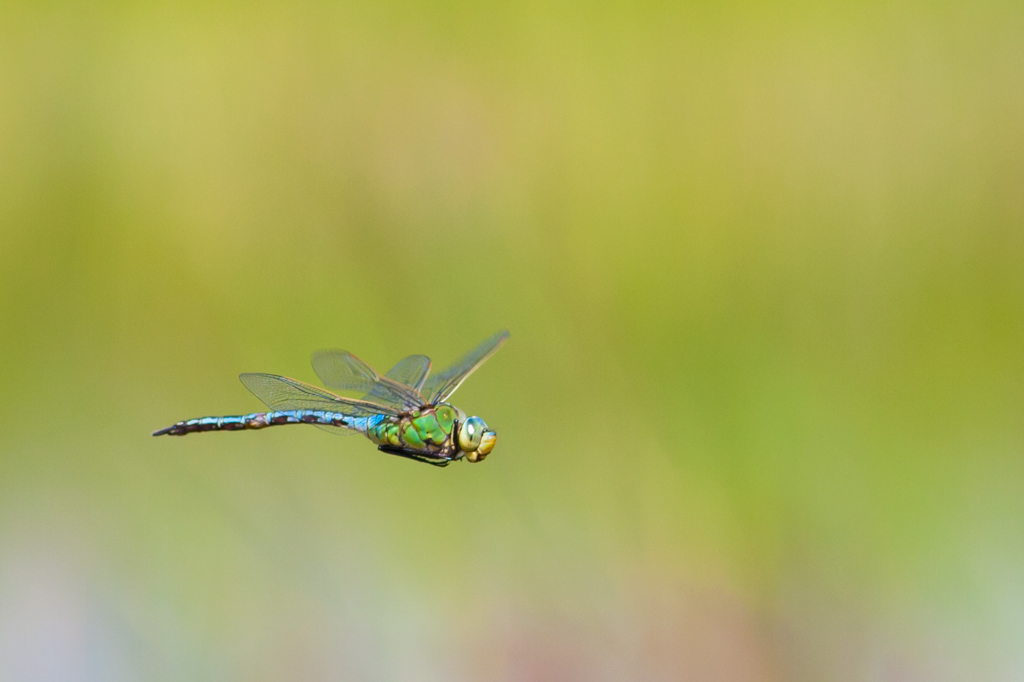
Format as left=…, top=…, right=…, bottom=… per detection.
left=313, top=423, right=360, bottom=436
left=311, top=350, right=426, bottom=411
left=421, top=330, right=509, bottom=404
left=383, top=355, right=431, bottom=392
left=239, top=373, right=399, bottom=417
left=310, top=350, right=377, bottom=394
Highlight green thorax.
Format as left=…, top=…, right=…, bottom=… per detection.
left=367, top=404, right=459, bottom=456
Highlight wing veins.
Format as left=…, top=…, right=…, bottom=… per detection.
left=311, top=350, right=427, bottom=410
left=239, top=373, right=399, bottom=416
left=422, top=330, right=509, bottom=404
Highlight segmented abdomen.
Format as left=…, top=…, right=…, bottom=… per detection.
left=152, top=410, right=352, bottom=436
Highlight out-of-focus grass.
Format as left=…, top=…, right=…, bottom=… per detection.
left=0, top=1, right=1022, bottom=680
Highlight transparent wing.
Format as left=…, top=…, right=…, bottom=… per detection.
left=239, top=373, right=399, bottom=417
left=310, top=350, right=426, bottom=411
left=315, top=423, right=360, bottom=436
left=421, top=330, right=509, bottom=404
left=382, top=355, right=431, bottom=392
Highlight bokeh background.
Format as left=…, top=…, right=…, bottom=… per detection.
left=1, top=1, right=1023, bottom=680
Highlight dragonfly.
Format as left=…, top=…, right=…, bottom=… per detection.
left=153, top=331, right=508, bottom=467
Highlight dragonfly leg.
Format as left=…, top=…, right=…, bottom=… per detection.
left=377, top=445, right=451, bottom=468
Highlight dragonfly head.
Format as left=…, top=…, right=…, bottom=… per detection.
left=458, top=415, right=496, bottom=463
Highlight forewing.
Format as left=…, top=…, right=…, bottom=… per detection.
left=383, top=355, right=431, bottom=391
left=311, top=350, right=425, bottom=410
left=311, top=350, right=380, bottom=394
left=421, top=330, right=509, bottom=404
left=239, top=373, right=399, bottom=417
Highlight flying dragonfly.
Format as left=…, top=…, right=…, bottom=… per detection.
left=153, top=331, right=509, bottom=467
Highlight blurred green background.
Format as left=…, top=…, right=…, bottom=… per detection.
left=1, top=1, right=1022, bottom=680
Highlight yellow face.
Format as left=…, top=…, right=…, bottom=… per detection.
left=458, top=416, right=496, bottom=462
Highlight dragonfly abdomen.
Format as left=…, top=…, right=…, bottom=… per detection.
left=152, top=410, right=352, bottom=436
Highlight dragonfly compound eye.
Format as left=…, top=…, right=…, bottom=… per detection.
left=458, top=416, right=487, bottom=453
left=465, top=430, right=495, bottom=462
